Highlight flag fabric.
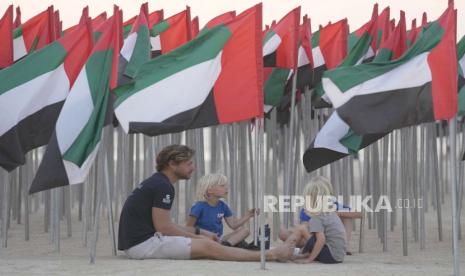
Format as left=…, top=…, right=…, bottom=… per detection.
left=262, top=7, right=300, bottom=113
left=150, top=8, right=191, bottom=58
left=0, top=6, right=13, bottom=69
left=65, top=10, right=107, bottom=35
left=0, top=20, right=94, bottom=172
left=310, top=19, right=348, bottom=89
left=303, top=6, right=456, bottom=172
left=13, top=7, right=20, bottom=29
left=302, top=13, right=405, bottom=173
left=322, top=6, right=457, bottom=135
left=124, top=9, right=163, bottom=38
left=114, top=4, right=263, bottom=136
left=191, top=16, right=199, bottom=37
left=373, top=11, right=407, bottom=62
left=13, top=7, right=55, bottom=61
left=197, top=11, right=236, bottom=37
left=119, top=3, right=150, bottom=81
left=29, top=11, right=122, bottom=194
left=296, top=16, right=313, bottom=90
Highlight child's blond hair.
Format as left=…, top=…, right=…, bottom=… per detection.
left=302, top=176, right=335, bottom=215
left=195, top=173, right=228, bottom=201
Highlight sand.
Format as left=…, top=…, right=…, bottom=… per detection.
left=1, top=196, right=464, bottom=276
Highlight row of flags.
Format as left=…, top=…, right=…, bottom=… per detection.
left=0, top=2, right=463, bottom=193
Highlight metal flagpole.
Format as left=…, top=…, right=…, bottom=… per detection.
left=448, top=118, right=460, bottom=276
left=256, top=117, right=266, bottom=269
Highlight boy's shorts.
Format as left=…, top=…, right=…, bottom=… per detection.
left=302, top=236, right=341, bottom=264
left=125, top=232, right=191, bottom=260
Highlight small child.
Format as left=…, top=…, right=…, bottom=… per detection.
left=298, top=178, right=362, bottom=255
left=186, top=174, right=258, bottom=248
left=285, top=176, right=347, bottom=264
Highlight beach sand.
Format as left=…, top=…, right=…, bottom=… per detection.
left=0, top=194, right=464, bottom=276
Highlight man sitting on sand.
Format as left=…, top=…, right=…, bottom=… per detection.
left=118, top=144, right=294, bottom=261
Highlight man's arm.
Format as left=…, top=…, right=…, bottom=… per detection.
left=152, top=207, right=200, bottom=238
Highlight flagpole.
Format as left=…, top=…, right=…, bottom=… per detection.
left=256, top=117, right=266, bottom=269
left=448, top=117, right=460, bottom=276
left=284, top=72, right=298, bottom=227
left=1, top=169, right=9, bottom=248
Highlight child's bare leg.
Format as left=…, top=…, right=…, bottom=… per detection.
left=223, top=227, right=250, bottom=246
left=341, top=218, right=353, bottom=250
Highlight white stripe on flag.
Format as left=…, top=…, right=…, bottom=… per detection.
left=459, top=55, right=465, bottom=75
left=63, top=141, right=100, bottom=185
left=151, top=35, right=161, bottom=51
left=13, top=36, right=27, bottom=61
left=56, top=68, right=93, bottom=154
left=263, top=34, right=281, bottom=57
left=314, top=111, right=350, bottom=154
left=312, top=46, right=325, bottom=68
left=0, top=64, right=69, bottom=136
left=115, top=51, right=223, bottom=133
left=297, top=45, right=310, bottom=67
left=121, top=32, right=137, bottom=61
left=323, top=52, right=432, bottom=108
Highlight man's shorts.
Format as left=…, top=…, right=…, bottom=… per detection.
left=125, top=233, right=191, bottom=260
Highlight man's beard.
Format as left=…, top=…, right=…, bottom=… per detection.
left=174, top=169, right=192, bottom=180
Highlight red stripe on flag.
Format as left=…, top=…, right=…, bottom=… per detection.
left=319, top=19, right=348, bottom=69
left=428, top=6, right=457, bottom=119
left=0, top=5, right=13, bottom=68
left=214, top=4, right=264, bottom=122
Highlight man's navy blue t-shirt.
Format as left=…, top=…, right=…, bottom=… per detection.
left=118, top=172, right=174, bottom=250
left=189, top=201, right=232, bottom=236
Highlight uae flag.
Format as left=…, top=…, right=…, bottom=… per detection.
left=322, top=5, right=457, bottom=136
left=296, top=16, right=313, bottom=90
left=302, top=14, right=406, bottom=173
left=118, top=3, right=150, bottom=84
left=310, top=19, right=348, bottom=90
left=0, top=5, right=13, bottom=69
left=262, top=7, right=300, bottom=113
left=150, top=7, right=191, bottom=58
left=373, top=11, right=407, bottom=62
left=313, top=11, right=381, bottom=107
left=124, top=9, right=163, bottom=38
left=29, top=11, right=122, bottom=194
left=13, top=6, right=54, bottom=61
left=114, top=4, right=263, bottom=136
left=0, top=21, right=93, bottom=172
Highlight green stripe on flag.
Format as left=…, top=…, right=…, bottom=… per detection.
left=325, top=21, right=444, bottom=92
left=264, top=68, right=291, bottom=106
left=341, top=32, right=372, bottom=66
left=62, top=50, right=112, bottom=167
left=114, top=25, right=231, bottom=107
left=13, top=27, right=23, bottom=39
left=263, top=30, right=276, bottom=45
left=0, top=42, right=67, bottom=96
left=311, top=30, right=320, bottom=48
left=151, top=20, right=170, bottom=37
left=125, top=25, right=151, bottom=78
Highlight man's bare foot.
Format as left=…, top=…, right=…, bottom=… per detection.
left=271, top=243, right=295, bottom=262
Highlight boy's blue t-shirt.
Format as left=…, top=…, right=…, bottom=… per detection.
left=299, top=202, right=351, bottom=222
left=189, top=200, right=233, bottom=236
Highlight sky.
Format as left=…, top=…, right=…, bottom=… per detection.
left=2, top=0, right=465, bottom=38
